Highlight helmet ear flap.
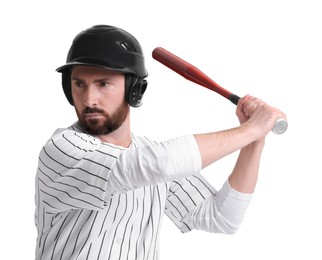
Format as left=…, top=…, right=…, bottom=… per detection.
left=125, top=75, right=147, bottom=107
left=62, top=70, right=74, bottom=105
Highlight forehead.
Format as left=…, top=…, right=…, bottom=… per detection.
left=71, top=66, right=123, bottom=78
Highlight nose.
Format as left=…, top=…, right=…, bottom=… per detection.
left=84, top=85, right=99, bottom=107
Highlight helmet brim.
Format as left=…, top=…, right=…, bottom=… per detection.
left=56, top=61, right=135, bottom=75
left=56, top=61, right=148, bottom=78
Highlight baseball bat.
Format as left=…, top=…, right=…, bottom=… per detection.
left=152, top=47, right=288, bottom=135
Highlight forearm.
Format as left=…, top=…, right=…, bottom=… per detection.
left=194, top=123, right=258, bottom=169
left=228, top=140, right=265, bottom=193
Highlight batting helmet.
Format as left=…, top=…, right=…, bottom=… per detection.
left=56, top=25, right=148, bottom=107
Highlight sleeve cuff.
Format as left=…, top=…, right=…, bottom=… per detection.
left=224, top=179, right=254, bottom=200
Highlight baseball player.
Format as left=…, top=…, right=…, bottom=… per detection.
left=34, top=25, right=285, bottom=260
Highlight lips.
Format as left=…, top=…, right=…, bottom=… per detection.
left=84, top=113, right=104, bottom=119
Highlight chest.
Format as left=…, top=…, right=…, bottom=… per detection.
left=102, top=184, right=169, bottom=227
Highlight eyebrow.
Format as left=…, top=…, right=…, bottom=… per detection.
left=71, top=76, right=111, bottom=82
left=71, top=76, right=83, bottom=82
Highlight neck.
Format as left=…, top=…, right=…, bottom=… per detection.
left=97, top=112, right=132, bottom=148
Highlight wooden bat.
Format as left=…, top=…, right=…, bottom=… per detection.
left=152, top=47, right=288, bottom=134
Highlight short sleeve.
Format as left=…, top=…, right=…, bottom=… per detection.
left=165, top=173, right=217, bottom=233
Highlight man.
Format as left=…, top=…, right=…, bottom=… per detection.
left=34, top=25, right=286, bottom=260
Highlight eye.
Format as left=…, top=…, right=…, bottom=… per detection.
left=98, top=81, right=110, bottom=88
left=72, top=80, right=85, bottom=88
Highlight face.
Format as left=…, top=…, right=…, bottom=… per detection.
left=71, top=66, right=129, bottom=135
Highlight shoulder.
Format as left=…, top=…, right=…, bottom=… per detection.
left=131, top=134, right=159, bottom=148
left=47, top=121, right=101, bottom=148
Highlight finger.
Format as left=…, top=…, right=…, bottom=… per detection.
left=243, top=97, right=264, bottom=116
left=238, top=95, right=252, bottom=114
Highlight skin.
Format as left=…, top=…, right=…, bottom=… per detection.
left=195, top=95, right=286, bottom=193
left=71, top=66, right=132, bottom=147
left=71, top=65, right=286, bottom=193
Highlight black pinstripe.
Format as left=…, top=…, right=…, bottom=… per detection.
left=35, top=122, right=219, bottom=260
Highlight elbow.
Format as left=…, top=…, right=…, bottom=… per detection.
left=217, top=220, right=240, bottom=235
left=184, top=211, right=243, bottom=234
left=209, top=213, right=242, bottom=234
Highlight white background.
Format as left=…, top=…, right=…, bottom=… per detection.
left=1, top=0, right=321, bottom=259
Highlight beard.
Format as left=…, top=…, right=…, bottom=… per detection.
left=76, top=101, right=129, bottom=136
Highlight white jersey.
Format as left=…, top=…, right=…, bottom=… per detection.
left=35, top=121, right=252, bottom=260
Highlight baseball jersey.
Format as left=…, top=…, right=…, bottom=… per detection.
left=34, top=121, right=252, bottom=260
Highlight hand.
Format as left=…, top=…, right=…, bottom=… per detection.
left=237, top=95, right=286, bottom=139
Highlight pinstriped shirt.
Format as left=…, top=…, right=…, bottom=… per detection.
left=35, top=121, right=252, bottom=260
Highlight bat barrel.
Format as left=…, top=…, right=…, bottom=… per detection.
left=153, top=47, right=233, bottom=99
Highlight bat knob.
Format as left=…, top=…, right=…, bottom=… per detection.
left=272, top=118, right=288, bottom=134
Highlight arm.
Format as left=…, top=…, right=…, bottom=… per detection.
left=176, top=96, right=285, bottom=233
left=38, top=95, right=283, bottom=212
left=165, top=138, right=264, bottom=234
left=228, top=140, right=264, bottom=193
left=36, top=129, right=201, bottom=212
left=195, top=95, right=285, bottom=192
left=165, top=173, right=252, bottom=234
left=228, top=95, right=273, bottom=193
left=194, top=95, right=285, bottom=169
left=166, top=139, right=264, bottom=234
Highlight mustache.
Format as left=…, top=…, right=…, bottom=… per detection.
left=83, top=107, right=105, bottom=114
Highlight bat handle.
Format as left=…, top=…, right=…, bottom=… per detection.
left=229, top=94, right=240, bottom=105
left=229, top=94, right=288, bottom=134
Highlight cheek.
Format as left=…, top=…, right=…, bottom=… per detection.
left=71, top=87, right=79, bottom=102
left=104, top=88, right=125, bottom=106
left=73, top=101, right=83, bottom=117
left=71, top=94, right=81, bottom=109
left=71, top=90, right=83, bottom=110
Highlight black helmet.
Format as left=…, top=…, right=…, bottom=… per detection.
left=57, top=25, right=148, bottom=107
